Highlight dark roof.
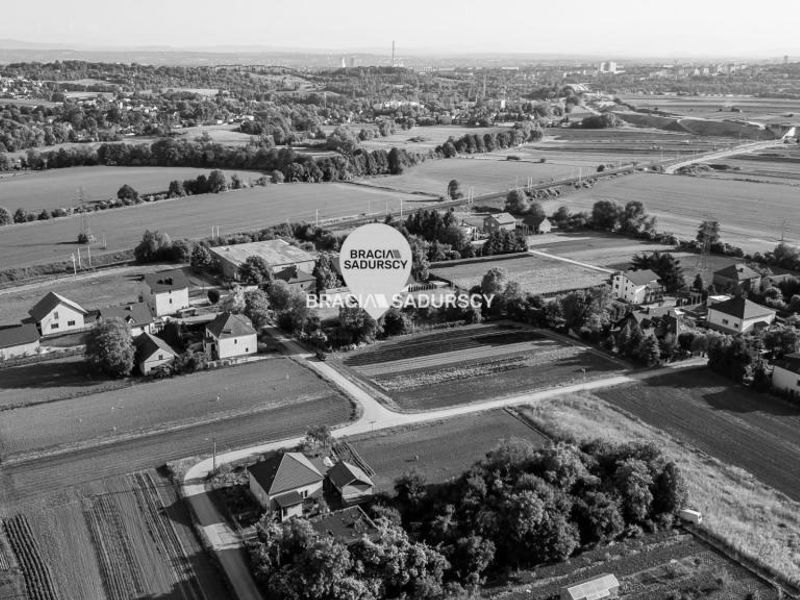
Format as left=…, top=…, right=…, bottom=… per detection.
left=709, top=296, right=775, bottom=320
left=98, top=302, right=154, bottom=326
left=28, top=292, right=87, bottom=321
left=143, top=269, right=190, bottom=293
left=274, top=266, right=316, bottom=285
left=485, top=212, right=517, bottom=225
left=715, top=263, right=760, bottom=281
left=622, top=269, right=660, bottom=286
left=310, top=507, right=379, bottom=545
left=134, top=332, right=177, bottom=360
left=327, top=461, right=373, bottom=490
left=274, top=490, right=304, bottom=509
left=247, top=452, right=323, bottom=496
left=774, top=353, right=800, bottom=375
left=206, top=312, right=256, bottom=339
left=0, top=323, right=40, bottom=349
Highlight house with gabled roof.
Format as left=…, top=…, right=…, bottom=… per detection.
left=134, top=332, right=177, bottom=375
left=771, top=353, right=800, bottom=396
left=247, top=452, right=324, bottom=520
left=274, top=265, right=316, bottom=292
left=0, top=323, right=40, bottom=360
left=707, top=296, right=776, bottom=334
left=327, top=461, right=375, bottom=503
left=712, top=263, right=761, bottom=294
left=96, top=302, right=155, bottom=338
left=142, top=268, right=190, bottom=316
left=204, top=312, right=257, bottom=360
left=611, top=270, right=663, bottom=305
left=483, top=212, right=518, bottom=233
left=28, top=292, right=87, bottom=335
left=310, top=506, right=379, bottom=545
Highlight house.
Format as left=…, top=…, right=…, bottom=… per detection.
left=560, top=573, right=620, bottom=600
left=707, top=296, right=776, bottom=334
left=96, top=302, right=155, bottom=337
left=247, top=452, right=324, bottom=520
left=536, top=217, right=553, bottom=234
left=310, top=506, right=379, bottom=545
left=0, top=323, right=40, bottom=360
left=28, top=292, right=87, bottom=335
left=274, top=265, right=317, bottom=292
left=142, top=269, right=190, bottom=316
left=209, top=239, right=316, bottom=281
left=204, top=312, right=257, bottom=360
left=772, top=353, right=800, bottom=395
left=326, top=461, right=375, bottom=503
left=611, top=270, right=664, bottom=304
left=483, top=212, right=518, bottom=233
left=520, top=214, right=554, bottom=235
left=712, top=263, right=761, bottom=293
left=134, top=332, right=177, bottom=375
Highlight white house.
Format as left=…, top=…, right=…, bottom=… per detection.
left=28, top=292, right=87, bottom=336
left=771, top=353, right=800, bottom=395
left=204, top=312, right=257, bottom=360
left=247, top=452, right=324, bottom=521
left=707, top=296, right=776, bottom=334
left=611, top=270, right=664, bottom=304
left=142, top=269, right=190, bottom=317
left=0, top=323, right=40, bottom=360
left=96, top=302, right=155, bottom=338
left=134, top=332, right=177, bottom=375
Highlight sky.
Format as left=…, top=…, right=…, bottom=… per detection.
left=1, top=0, right=798, bottom=58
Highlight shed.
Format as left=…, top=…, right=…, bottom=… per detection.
left=560, top=573, right=620, bottom=600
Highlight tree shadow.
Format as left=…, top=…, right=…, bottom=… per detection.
left=0, top=359, right=107, bottom=391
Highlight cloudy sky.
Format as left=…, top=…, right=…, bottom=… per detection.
left=1, top=0, right=797, bottom=57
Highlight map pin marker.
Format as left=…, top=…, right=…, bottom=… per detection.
left=339, top=223, right=413, bottom=320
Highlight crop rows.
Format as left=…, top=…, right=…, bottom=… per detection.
left=2, top=515, right=60, bottom=600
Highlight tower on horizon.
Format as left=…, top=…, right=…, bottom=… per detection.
left=392, top=40, right=396, bottom=67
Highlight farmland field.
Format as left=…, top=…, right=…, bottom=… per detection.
left=0, top=182, right=436, bottom=269
left=618, top=93, right=800, bottom=124
left=348, top=409, right=548, bottom=492
left=358, top=125, right=505, bottom=153
left=430, top=253, right=609, bottom=296
left=339, top=323, right=622, bottom=410
left=539, top=172, right=800, bottom=253
left=0, top=165, right=264, bottom=211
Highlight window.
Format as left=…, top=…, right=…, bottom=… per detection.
left=169, top=298, right=173, bottom=304
left=245, top=348, right=249, bottom=353
left=722, top=319, right=729, bottom=325
left=51, top=323, right=59, bottom=330
left=234, top=339, right=238, bottom=344
left=53, top=311, right=59, bottom=320
left=67, top=320, right=75, bottom=326
left=158, top=353, right=163, bottom=360
left=301, top=490, right=308, bottom=498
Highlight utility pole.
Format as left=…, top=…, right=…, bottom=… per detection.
left=71, top=253, right=77, bottom=275
left=87, top=245, right=91, bottom=267
left=315, top=208, right=319, bottom=227
left=76, top=248, right=82, bottom=270
left=212, top=436, right=217, bottom=471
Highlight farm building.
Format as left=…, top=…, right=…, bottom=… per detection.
left=310, top=506, right=379, bottom=545
left=28, top=292, right=87, bottom=336
left=560, top=573, right=620, bottom=600
left=772, top=353, right=800, bottom=396
left=204, top=312, right=257, bottom=360
left=209, top=239, right=316, bottom=282
left=142, top=269, right=190, bottom=316
left=96, top=302, right=156, bottom=337
left=274, top=265, right=317, bottom=292
left=0, top=323, right=40, bottom=360
left=707, top=296, right=775, bottom=334
left=712, top=263, right=761, bottom=294
left=134, top=332, right=177, bottom=375
left=247, top=452, right=324, bottom=520
left=326, top=461, right=375, bottom=503
left=611, top=270, right=663, bottom=304
left=483, top=212, right=518, bottom=233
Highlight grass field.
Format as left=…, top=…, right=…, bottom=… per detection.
left=0, top=182, right=436, bottom=269
left=519, top=387, right=800, bottom=586
left=539, top=172, right=800, bottom=253
left=0, top=165, right=264, bottom=211
left=619, top=94, right=800, bottom=124
left=348, top=409, right=548, bottom=492
left=430, top=253, right=609, bottom=296
left=359, top=125, right=505, bottom=152
left=339, top=323, right=622, bottom=411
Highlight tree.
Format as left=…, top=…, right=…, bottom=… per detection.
left=692, top=273, right=704, bottom=292
left=447, top=179, right=463, bottom=200
left=220, top=285, right=246, bottom=313
left=614, top=458, right=654, bottom=523
left=134, top=230, right=172, bottom=263
left=696, top=220, right=721, bottom=247
left=190, top=244, right=213, bottom=273
left=505, top=189, right=529, bottom=214
left=620, top=201, right=654, bottom=234
left=85, top=317, right=135, bottom=378
left=630, top=251, right=686, bottom=293
left=207, top=169, right=228, bottom=193
left=312, top=253, right=340, bottom=293
left=167, top=180, right=185, bottom=198
left=636, top=334, right=662, bottom=367
left=13, top=208, right=27, bottom=223
left=652, top=462, right=687, bottom=515
left=0, top=206, right=11, bottom=226
left=591, top=200, right=622, bottom=231
left=326, top=125, right=360, bottom=154
left=244, top=289, right=271, bottom=329
left=338, top=307, right=380, bottom=344
left=238, top=255, right=273, bottom=285
left=117, top=184, right=139, bottom=202
left=301, top=425, right=333, bottom=456
left=481, top=267, right=509, bottom=298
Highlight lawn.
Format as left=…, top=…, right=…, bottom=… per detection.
left=348, top=409, right=548, bottom=492
left=430, top=253, right=609, bottom=296
left=0, top=182, right=436, bottom=269
left=0, top=166, right=263, bottom=211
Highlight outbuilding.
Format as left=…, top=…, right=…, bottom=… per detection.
left=560, top=573, right=620, bottom=600
left=0, top=323, right=40, bottom=360
left=134, top=332, right=177, bottom=375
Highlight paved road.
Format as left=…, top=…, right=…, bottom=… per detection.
left=181, top=332, right=706, bottom=600
left=663, top=139, right=783, bottom=174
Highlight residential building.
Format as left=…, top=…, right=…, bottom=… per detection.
left=28, top=292, right=87, bottom=335
left=0, top=323, right=40, bottom=360
left=712, top=264, right=761, bottom=294
left=96, top=302, right=155, bottom=337
left=274, top=265, right=317, bottom=292
left=248, top=452, right=324, bottom=520
left=142, top=269, right=190, bottom=316
left=483, top=212, right=518, bottom=233
left=561, top=573, right=619, bottom=600
left=310, top=506, right=379, bottom=545
left=611, top=270, right=664, bottom=304
left=204, top=312, right=257, bottom=360
left=536, top=217, right=553, bottom=234
left=772, top=353, right=800, bottom=395
left=707, top=296, right=776, bottom=334
left=209, top=239, right=316, bottom=281
left=134, top=332, right=177, bottom=375
left=326, top=461, right=375, bottom=503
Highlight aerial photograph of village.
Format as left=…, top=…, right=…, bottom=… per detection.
left=0, top=1, right=799, bottom=599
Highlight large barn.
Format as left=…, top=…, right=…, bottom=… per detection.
left=209, top=239, right=317, bottom=283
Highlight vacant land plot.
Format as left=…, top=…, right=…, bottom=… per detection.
left=339, top=323, right=621, bottom=410
left=359, top=125, right=504, bottom=153
left=619, top=93, right=800, bottom=124
left=539, top=172, right=800, bottom=253
left=0, top=166, right=262, bottom=211
left=173, top=124, right=255, bottom=145
left=0, top=357, right=345, bottom=460
left=430, top=253, right=608, bottom=296
left=349, top=409, right=548, bottom=492
left=0, top=182, right=435, bottom=269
